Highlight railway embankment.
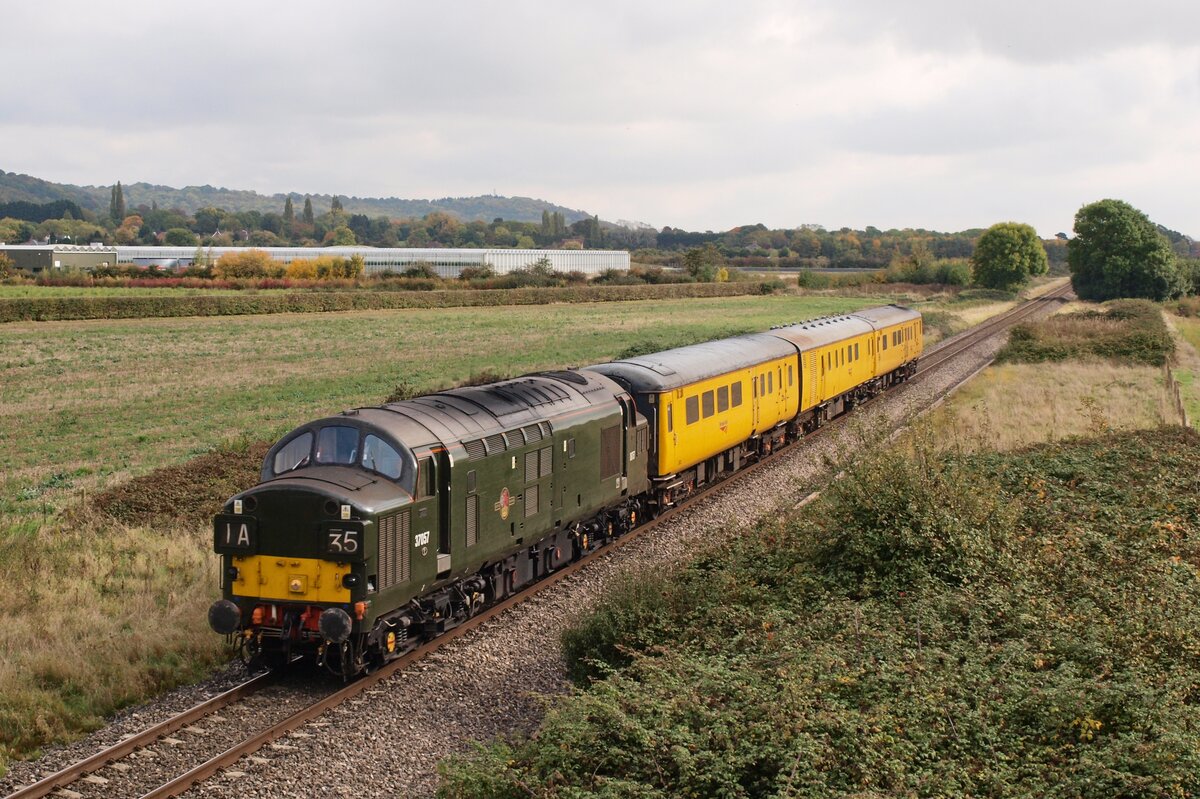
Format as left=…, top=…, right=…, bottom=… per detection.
left=441, top=426, right=1200, bottom=797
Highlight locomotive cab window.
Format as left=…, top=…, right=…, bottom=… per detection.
left=315, top=425, right=358, bottom=465
left=416, top=458, right=435, bottom=499
left=362, top=434, right=403, bottom=479
left=273, top=432, right=312, bottom=475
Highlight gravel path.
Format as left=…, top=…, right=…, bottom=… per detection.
left=1, top=323, right=1023, bottom=799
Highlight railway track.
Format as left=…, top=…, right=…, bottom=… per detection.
left=3, top=281, right=1071, bottom=799
left=914, top=280, right=1072, bottom=377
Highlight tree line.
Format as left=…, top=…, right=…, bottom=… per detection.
left=1, top=184, right=1196, bottom=302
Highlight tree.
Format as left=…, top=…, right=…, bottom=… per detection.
left=324, top=225, right=356, bottom=245
left=1068, top=199, right=1186, bottom=301
left=971, top=222, right=1048, bottom=290
left=331, top=195, right=344, bottom=213
left=193, top=207, right=223, bottom=234
left=683, top=243, right=723, bottom=281
left=109, top=181, right=125, bottom=224
left=302, top=196, right=314, bottom=225
left=213, top=249, right=276, bottom=279
left=283, top=196, right=294, bottom=224
left=164, top=227, right=199, bottom=246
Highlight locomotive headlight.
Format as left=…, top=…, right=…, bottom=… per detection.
left=342, top=573, right=360, bottom=588
left=225, top=566, right=240, bottom=582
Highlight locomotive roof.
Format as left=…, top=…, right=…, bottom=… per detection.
left=587, top=333, right=797, bottom=393
left=765, top=305, right=919, bottom=351
left=362, top=369, right=622, bottom=448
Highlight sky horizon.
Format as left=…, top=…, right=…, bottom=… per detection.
left=3, top=1, right=1197, bottom=239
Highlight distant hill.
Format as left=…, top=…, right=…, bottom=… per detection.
left=0, top=169, right=593, bottom=224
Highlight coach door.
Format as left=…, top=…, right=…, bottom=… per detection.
left=803, top=350, right=819, bottom=410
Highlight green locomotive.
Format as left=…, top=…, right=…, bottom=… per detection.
left=209, top=306, right=922, bottom=676
left=209, top=370, right=648, bottom=675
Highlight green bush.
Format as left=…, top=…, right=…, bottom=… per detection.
left=440, top=429, right=1200, bottom=798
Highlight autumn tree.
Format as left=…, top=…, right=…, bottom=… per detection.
left=1068, top=199, right=1185, bottom=301
left=213, top=249, right=276, bottom=278
left=971, top=222, right=1048, bottom=290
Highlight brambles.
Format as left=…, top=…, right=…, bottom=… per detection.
left=998, top=299, right=1174, bottom=366
left=440, top=429, right=1200, bottom=797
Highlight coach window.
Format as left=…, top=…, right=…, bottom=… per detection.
left=732, top=381, right=743, bottom=407
left=702, top=390, right=714, bottom=418
left=767, top=371, right=773, bottom=394
left=854, top=343, right=859, bottom=360
left=667, top=404, right=674, bottom=432
left=686, top=395, right=700, bottom=424
left=717, top=385, right=729, bottom=412
left=788, top=365, right=793, bottom=386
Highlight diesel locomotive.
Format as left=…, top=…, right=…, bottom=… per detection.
left=208, top=305, right=922, bottom=675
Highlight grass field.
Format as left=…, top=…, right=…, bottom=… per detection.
left=1168, top=314, right=1200, bottom=428
left=1, top=293, right=900, bottom=768
left=1, top=295, right=889, bottom=524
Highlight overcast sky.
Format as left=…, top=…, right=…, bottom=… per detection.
left=3, top=1, right=1197, bottom=236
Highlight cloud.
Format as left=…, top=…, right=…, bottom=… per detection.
left=1, top=0, right=1197, bottom=235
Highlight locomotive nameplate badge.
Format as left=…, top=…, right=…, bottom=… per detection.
left=495, top=487, right=511, bottom=520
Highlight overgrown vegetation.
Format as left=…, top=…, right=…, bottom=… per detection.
left=440, top=428, right=1200, bottom=797
left=998, top=298, right=1174, bottom=366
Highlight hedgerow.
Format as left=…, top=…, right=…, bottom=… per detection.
left=440, top=428, right=1200, bottom=797
left=0, top=282, right=778, bottom=323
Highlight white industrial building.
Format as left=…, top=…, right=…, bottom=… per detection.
left=114, top=246, right=629, bottom=277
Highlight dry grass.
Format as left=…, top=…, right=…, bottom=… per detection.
left=924, top=361, right=1171, bottom=453
left=0, top=508, right=221, bottom=764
